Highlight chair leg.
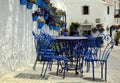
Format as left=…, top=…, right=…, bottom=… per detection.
left=101, top=63, right=103, bottom=79
left=105, top=61, right=107, bottom=81
left=63, top=61, right=67, bottom=79
left=56, top=61, right=60, bottom=75
left=43, top=61, right=49, bottom=78
left=92, top=61, right=95, bottom=80
left=33, top=56, right=38, bottom=70
left=40, top=61, right=45, bottom=77
left=86, top=62, right=90, bottom=72
left=49, top=62, right=52, bottom=71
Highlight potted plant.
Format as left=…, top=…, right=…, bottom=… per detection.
left=54, top=22, right=60, bottom=31
left=69, top=22, right=80, bottom=36
left=98, top=27, right=105, bottom=33
left=96, top=24, right=103, bottom=29
left=32, top=11, right=39, bottom=21
left=20, top=0, right=27, bottom=5
left=36, top=0, right=42, bottom=6
left=42, top=0, right=49, bottom=9
left=49, top=6, right=57, bottom=14
left=92, top=27, right=97, bottom=33
left=38, top=17, right=45, bottom=29
left=60, top=20, right=66, bottom=28
left=27, top=3, right=33, bottom=9
left=40, top=8, right=45, bottom=16
left=61, top=28, right=68, bottom=36
left=27, top=0, right=35, bottom=9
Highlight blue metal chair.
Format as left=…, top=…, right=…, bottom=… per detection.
left=32, top=30, right=68, bottom=78
left=84, top=34, right=114, bottom=81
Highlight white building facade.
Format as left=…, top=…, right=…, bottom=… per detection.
left=64, top=0, right=115, bottom=36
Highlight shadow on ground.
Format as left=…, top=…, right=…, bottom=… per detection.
left=83, top=77, right=105, bottom=82
left=14, top=73, right=40, bottom=79
left=49, top=71, right=81, bottom=78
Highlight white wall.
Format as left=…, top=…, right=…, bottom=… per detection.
left=64, top=0, right=114, bottom=29
left=0, top=0, right=65, bottom=76
left=0, top=0, right=36, bottom=75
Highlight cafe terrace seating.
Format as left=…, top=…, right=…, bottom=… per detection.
left=32, top=30, right=114, bottom=81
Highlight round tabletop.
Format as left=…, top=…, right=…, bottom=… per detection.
left=54, top=36, right=88, bottom=40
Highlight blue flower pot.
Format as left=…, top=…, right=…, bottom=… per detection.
left=36, top=0, right=42, bottom=7
left=32, top=14, right=38, bottom=21
left=44, top=13, right=49, bottom=20
left=63, top=32, right=68, bottom=36
left=40, top=11, right=45, bottom=16
left=112, top=27, right=115, bottom=31
left=93, top=32, right=96, bottom=34
left=53, top=26, right=59, bottom=31
left=49, top=26, right=53, bottom=30
left=27, top=3, right=33, bottom=9
left=20, top=0, right=27, bottom=5
left=42, top=2, right=48, bottom=9
left=38, top=22, right=44, bottom=29
left=62, top=24, right=66, bottom=28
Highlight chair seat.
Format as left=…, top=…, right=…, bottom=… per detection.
left=85, top=58, right=106, bottom=62
left=55, top=56, right=68, bottom=61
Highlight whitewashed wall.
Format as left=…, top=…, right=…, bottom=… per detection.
left=64, top=0, right=114, bottom=30
left=0, top=0, right=66, bottom=76
left=0, top=0, right=36, bottom=75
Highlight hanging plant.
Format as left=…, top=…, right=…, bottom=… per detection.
left=20, top=0, right=27, bottom=5
left=38, top=17, right=45, bottom=29
left=27, top=2, right=33, bottom=9
left=32, top=11, right=39, bottom=21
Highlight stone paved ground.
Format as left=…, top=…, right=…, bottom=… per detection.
left=0, top=46, right=120, bottom=83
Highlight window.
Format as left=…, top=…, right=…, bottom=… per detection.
left=107, top=6, right=110, bottom=15
left=83, top=6, right=89, bottom=15
left=96, top=18, right=100, bottom=23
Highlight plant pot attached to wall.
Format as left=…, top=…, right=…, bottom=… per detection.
left=27, top=2, right=33, bottom=9
left=37, top=17, right=45, bottom=29
left=20, top=0, right=27, bottom=5
left=53, top=26, right=59, bottom=31
left=41, top=1, right=49, bottom=9
left=36, top=0, right=42, bottom=7
left=49, top=26, right=53, bottom=30
left=44, top=13, right=49, bottom=20
left=38, top=22, right=44, bottom=29
left=32, top=13, right=38, bottom=21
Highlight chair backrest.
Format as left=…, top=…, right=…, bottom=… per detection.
left=101, top=35, right=114, bottom=60
left=94, top=34, right=114, bottom=61
left=32, top=31, right=41, bottom=55
left=85, top=34, right=114, bottom=61
left=32, top=30, right=55, bottom=53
